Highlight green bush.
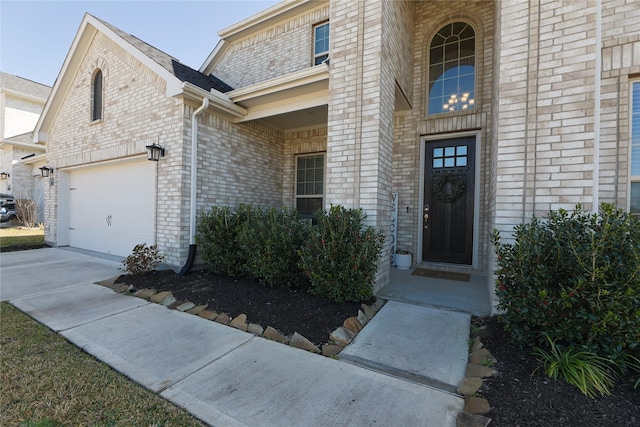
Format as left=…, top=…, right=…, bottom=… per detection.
left=237, top=207, right=307, bottom=289
left=120, top=243, right=164, bottom=276
left=197, top=205, right=252, bottom=277
left=492, top=203, right=640, bottom=363
left=298, top=205, right=385, bottom=302
left=197, top=204, right=385, bottom=303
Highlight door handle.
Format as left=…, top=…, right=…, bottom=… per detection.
left=424, top=205, right=430, bottom=230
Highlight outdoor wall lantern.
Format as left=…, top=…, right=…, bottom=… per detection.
left=39, top=166, right=54, bottom=186
left=0, top=172, right=9, bottom=180
left=146, top=143, right=165, bottom=161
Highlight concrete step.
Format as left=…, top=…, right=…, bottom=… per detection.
left=339, top=300, right=471, bottom=394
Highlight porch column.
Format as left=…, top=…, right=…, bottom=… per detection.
left=325, top=0, right=396, bottom=292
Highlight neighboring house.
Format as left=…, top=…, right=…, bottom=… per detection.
left=0, top=72, right=51, bottom=223
left=34, top=0, right=640, bottom=310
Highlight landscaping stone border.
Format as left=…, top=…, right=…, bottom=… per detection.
left=97, top=276, right=386, bottom=358
left=100, top=275, right=499, bottom=426
left=455, top=326, right=496, bottom=427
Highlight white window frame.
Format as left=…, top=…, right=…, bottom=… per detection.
left=313, top=22, right=329, bottom=66
left=630, top=79, right=640, bottom=214
left=295, top=153, right=325, bottom=217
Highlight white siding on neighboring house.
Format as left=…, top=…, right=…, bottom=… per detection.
left=0, top=73, right=50, bottom=205
left=3, top=98, right=43, bottom=139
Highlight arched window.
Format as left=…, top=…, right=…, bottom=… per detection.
left=428, top=22, right=475, bottom=115
left=92, top=70, right=103, bottom=121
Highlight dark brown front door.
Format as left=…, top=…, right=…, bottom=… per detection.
left=422, top=137, right=475, bottom=265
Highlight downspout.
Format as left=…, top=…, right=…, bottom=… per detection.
left=178, top=97, right=209, bottom=276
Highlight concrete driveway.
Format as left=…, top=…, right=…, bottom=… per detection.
left=0, top=248, right=121, bottom=301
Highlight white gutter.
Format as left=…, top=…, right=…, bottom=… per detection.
left=180, top=81, right=247, bottom=118
left=0, top=140, right=46, bottom=151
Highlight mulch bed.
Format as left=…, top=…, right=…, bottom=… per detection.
left=118, top=269, right=365, bottom=346
left=120, top=269, right=640, bottom=427
left=475, top=316, right=640, bottom=427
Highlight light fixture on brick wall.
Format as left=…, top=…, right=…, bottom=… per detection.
left=39, top=166, right=54, bottom=186
left=146, top=143, right=165, bottom=161
left=0, top=172, right=9, bottom=180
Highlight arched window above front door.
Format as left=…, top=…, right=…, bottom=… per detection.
left=428, top=22, right=475, bottom=115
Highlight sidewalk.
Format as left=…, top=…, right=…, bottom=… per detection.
left=1, top=249, right=467, bottom=426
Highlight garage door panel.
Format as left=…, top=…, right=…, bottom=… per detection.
left=68, top=161, right=156, bottom=257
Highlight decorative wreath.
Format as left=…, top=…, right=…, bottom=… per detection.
left=433, top=174, right=466, bottom=203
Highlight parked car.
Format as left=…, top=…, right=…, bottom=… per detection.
left=0, top=193, right=17, bottom=222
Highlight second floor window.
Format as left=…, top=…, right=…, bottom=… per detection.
left=92, top=69, right=103, bottom=121
left=428, top=22, right=475, bottom=115
left=314, top=22, right=329, bottom=65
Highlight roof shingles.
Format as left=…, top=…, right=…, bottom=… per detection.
left=0, top=72, right=51, bottom=100
left=93, top=16, right=233, bottom=93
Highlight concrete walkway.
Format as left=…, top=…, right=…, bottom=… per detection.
left=1, top=248, right=468, bottom=427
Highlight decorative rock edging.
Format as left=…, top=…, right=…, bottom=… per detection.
left=455, top=325, right=496, bottom=427
left=98, top=277, right=385, bottom=358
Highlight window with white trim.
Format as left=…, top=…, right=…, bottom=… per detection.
left=296, top=154, right=324, bottom=218
left=313, top=22, right=329, bottom=65
left=631, top=80, right=640, bottom=213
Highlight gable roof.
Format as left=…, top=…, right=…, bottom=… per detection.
left=34, top=13, right=243, bottom=143
left=200, top=0, right=326, bottom=78
left=94, top=17, right=233, bottom=93
left=0, top=72, right=51, bottom=102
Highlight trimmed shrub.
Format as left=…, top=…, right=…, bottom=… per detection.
left=492, top=203, right=640, bottom=363
left=237, top=207, right=307, bottom=289
left=197, top=205, right=252, bottom=277
left=197, top=204, right=385, bottom=303
left=121, top=243, right=164, bottom=276
left=299, top=205, right=385, bottom=302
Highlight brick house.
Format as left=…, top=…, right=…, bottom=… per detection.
left=35, top=1, right=640, bottom=310
left=1, top=72, right=51, bottom=222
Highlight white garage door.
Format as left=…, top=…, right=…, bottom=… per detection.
left=68, top=160, right=156, bottom=257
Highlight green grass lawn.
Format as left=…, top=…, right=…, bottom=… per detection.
left=0, top=302, right=205, bottom=427
left=0, top=227, right=45, bottom=248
